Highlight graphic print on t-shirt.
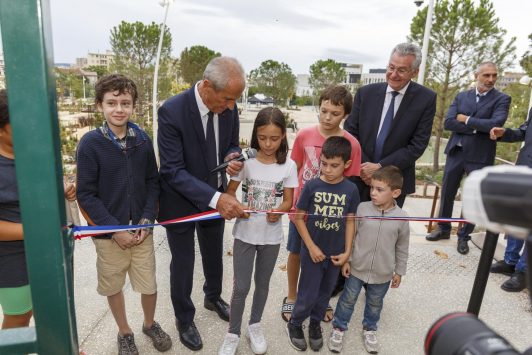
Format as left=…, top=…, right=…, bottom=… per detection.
left=301, top=146, right=322, bottom=182
left=242, top=178, right=284, bottom=211
left=313, top=192, right=346, bottom=232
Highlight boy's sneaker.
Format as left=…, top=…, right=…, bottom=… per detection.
left=308, top=322, right=323, bottom=351
left=286, top=322, right=307, bottom=351
left=246, top=322, right=267, bottom=354
left=218, top=333, right=240, bottom=355
left=117, top=332, right=139, bottom=355
left=328, top=327, right=345, bottom=353
left=142, top=321, right=172, bottom=352
left=362, top=329, right=379, bottom=354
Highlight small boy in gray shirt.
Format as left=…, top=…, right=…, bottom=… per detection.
left=329, top=166, right=410, bottom=354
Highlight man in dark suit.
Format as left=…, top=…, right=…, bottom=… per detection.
left=489, top=107, right=531, bottom=292
left=344, top=42, right=437, bottom=208
left=426, top=61, right=511, bottom=255
left=157, top=57, right=249, bottom=351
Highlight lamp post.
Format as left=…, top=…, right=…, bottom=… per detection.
left=417, top=0, right=434, bottom=86
left=153, top=0, right=174, bottom=165
left=519, top=75, right=532, bottom=111
left=82, top=76, right=86, bottom=100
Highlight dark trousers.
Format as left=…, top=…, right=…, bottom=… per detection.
left=438, top=147, right=489, bottom=240
left=291, top=249, right=341, bottom=326
left=166, top=217, right=225, bottom=324
left=351, top=176, right=406, bottom=208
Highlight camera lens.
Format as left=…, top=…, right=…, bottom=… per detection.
left=425, top=313, right=520, bottom=355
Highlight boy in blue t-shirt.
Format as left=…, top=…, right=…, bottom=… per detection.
left=286, top=136, right=360, bottom=351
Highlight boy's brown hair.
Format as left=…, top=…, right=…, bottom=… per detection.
left=318, top=85, right=353, bottom=116
left=373, top=165, right=403, bottom=191
left=95, top=74, right=138, bottom=106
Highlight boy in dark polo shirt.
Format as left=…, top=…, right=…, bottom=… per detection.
left=76, top=74, right=171, bottom=354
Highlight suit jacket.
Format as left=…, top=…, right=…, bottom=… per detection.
left=344, top=81, right=437, bottom=195
left=499, top=107, right=532, bottom=167
left=444, top=88, right=511, bottom=164
left=157, top=85, right=241, bottom=232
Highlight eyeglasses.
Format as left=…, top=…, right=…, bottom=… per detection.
left=122, top=139, right=146, bottom=152
left=386, top=65, right=412, bottom=77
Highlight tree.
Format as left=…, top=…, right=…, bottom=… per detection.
left=110, top=21, right=172, bottom=120
left=250, top=60, right=297, bottom=107
left=55, top=68, right=84, bottom=101
left=170, top=81, right=191, bottom=96
left=85, top=65, right=109, bottom=79
left=520, top=33, right=532, bottom=77
left=409, top=0, right=516, bottom=173
left=179, top=46, right=221, bottom=85
left=308, top=59, right=346, bottom=100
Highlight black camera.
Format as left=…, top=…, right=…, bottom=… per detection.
left=425, top=313, right=532, bottom=355
left=425, top=166, right=532, bottom=355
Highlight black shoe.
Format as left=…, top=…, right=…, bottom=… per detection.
left=490, top=260, right=516, bottom=276
left=204, top=297, right=230, bottom=322
left=309, top=322, right=323, bottom=351
left=457, top=239, right=469, bottom=255
left=286, top=322, right=307, bottom=351
left=176, top=320, right=203, bottom=351
left=501, top=270, right=529, bottom=292
left=426, top=229, right=451, bottom=242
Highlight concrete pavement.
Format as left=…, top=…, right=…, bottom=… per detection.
left=72, top=215, right=532, bottom=355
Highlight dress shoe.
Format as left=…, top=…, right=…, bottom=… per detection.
left=426, top=229, right=451, bottom=242
left=176, top=320, right=203, bottom=351
left=501, top=270, right=529, bottom=293
left=204, top=297, right=230, bottom=322
left=490, top=260, right=516, bottom=276
left=457, top=239, right=469, bottom=255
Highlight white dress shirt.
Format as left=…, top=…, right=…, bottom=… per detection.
left=377, top=82, right=411, bottom=136
left=194, top=83, right=222, bottom=209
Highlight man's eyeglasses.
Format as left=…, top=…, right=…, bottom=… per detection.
left=122, top=139, right=146, bottom=152
left=386, top=65, right=412, bottom=77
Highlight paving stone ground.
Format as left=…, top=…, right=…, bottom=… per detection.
left=71, top=215, right=532, bottom=355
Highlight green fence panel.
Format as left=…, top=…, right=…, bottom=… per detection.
left=0, top=0, right=79, bottom=354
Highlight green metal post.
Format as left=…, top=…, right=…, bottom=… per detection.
left=0, top=1, right=79, bottom=354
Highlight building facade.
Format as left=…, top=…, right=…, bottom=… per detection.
left=361, top=69, right=387, bottom=85
left=75, top=50, right=114, bottom=70
left=495, top=72, right=525, bottom=90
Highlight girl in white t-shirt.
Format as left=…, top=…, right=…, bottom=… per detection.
left=218, top=107, right=298, bottom=355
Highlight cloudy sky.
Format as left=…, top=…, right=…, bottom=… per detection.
left=27, top=0, right=532, bottom=75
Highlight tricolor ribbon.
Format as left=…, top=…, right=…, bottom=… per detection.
left=73, top=210, right=467, bottom=240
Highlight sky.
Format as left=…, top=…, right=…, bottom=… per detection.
left=8, top=0, right=532, bottom=75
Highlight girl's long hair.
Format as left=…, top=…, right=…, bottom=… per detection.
left=250, top=107, right=288, bottom=164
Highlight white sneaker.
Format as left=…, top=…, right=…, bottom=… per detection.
left=362, top=329, right=379, bottom=354
left=219, top=333, right=240, bottom=355
left=328, top=327, right=345, bottom=353
left=246, top=322, right=267, bottom=354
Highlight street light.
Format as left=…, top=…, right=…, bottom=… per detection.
left=416, top=0, right=434, bottom=86
left=519, top=75, right=532, bottom=111
left=82, top=76, right=86, bottom=100
left=153, top=0, right=174, bottom=165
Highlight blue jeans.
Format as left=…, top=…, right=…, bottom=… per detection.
left=333, top=275, right=390, bottom=331
left=505, top=235, right=528, bottom=273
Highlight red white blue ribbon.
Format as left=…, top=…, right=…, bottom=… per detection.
left=73, top=210, right=467, bottom=240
